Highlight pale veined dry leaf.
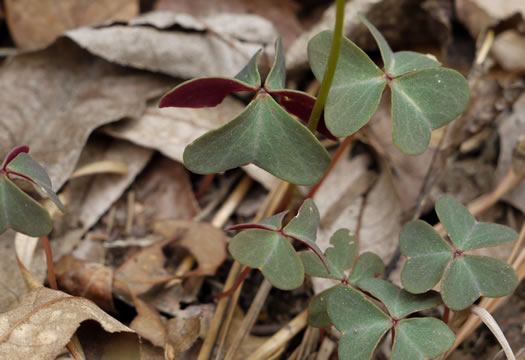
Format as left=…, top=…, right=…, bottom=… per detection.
left=0, top=287, right=132, bottom=360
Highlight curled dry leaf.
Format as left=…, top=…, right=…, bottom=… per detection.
left=77, top=322, right=164, bottom=360
left=152, top=220, right=228, bottom=277
left=66, top=11, right=277, bottom=78
left=134, top=157, right=200, bottom=222
left=5, top=0, right=139, bottom=50
left=492, top=30, right=525, bottom=73
left=0, top=38, right=171, bottom=192
left=0, top=287, right=131, bottom=360
left=456, top=0, right=525, bottom=37
left=114, top=239, right=171, bottom=296
left=129, top=296, right=201, bottom=357
left=55, top=255, right=115, bottom=313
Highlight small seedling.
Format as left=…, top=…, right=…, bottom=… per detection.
left=228, top=199, right=327, bottom=290
left=0, top=145, right=64, bottom=236
left=400, top=196, right=519, bottom=310
left=308, top=15, right=470, bottom=154
left=160, top=38, right=331, bottom=185
left=158, top=7, right=518, bottom=359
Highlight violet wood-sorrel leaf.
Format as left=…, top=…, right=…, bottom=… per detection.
left=326, top=285, right=454, bottom=360
left=228, top=199, right=328, bottom=290
left=0, top=146, right=64, bottom=236
left=307, top=15, right=469, bottom=155
left=400, top=196, right=518, bottom=310
left=159, top=37, right=331, bottom=185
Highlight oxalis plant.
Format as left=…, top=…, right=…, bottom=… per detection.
left=159, top=6, right=518, bottom=360
left=0, top=145, right=65, bottom=290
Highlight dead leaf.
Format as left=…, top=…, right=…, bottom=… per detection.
left=64, top=136, right=155, bottom=232
left=5, top=0, right=139, bottom=51
left=114, top=239, right=172, bottom=296
left=55, top=255, right=115, bottom=313
left=152, top=220, right=228, bottom=277
left=102, top=96, right=279, bottom=189
left=154, top=0, right=302, bottom=49
left=130, top=297, right=167, bottom=348
left=0, top=287, right=131, bottom=360
left=129, top=295, right=201, bottom=358
left=134, top=157, right=200, bottom=222
left=66, top=11, right=277, bottom=78
left=166, top=315, right=200, bottom=355
left=0, top=38, right=171, bottom=192
left=0, top=232, right=27, bottom=312
left=456, top=0, right=525, bottom=37
left=492, top=30, right=525, bottom=73
left=77, top=322, right=164, bottom=360
left=496, top=93, right=525, bottom=214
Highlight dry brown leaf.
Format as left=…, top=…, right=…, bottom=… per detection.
left=166, top=315, right=200, bottom=355
left=77, top=322, right=164, bottom=360
left=0, top=38, right=171, bottom=192
left=114, top=239, right=171, bottom=296
left=64, top=136, right=155, bottom=232
left=135, top=157, right=200, bottom=222
left=66, top=11, right=276, bottom=78
left=496, top=93, right=525, bottom=214
left=0, top=232, right=27, bottom=312
left=152, top=220, right=228, bottom=277
left=0, top=287, right=131, bottom=360
left=130, top=297, right=167, bottom=348
left=456, top=0, right=525, bottom=37
left=129, top=296, right=201, bottom=357
left=312, top=153, right=403, bottom=291
left=55, top=255, right=115, bottom=313
left=492, top=30, right=525, bottom=73
left=154, top=0, right=302, bottom=49
left=5, top=0, right=138, bottom=50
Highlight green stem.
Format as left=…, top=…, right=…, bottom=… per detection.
left=307, top=0, right=346, bottom=133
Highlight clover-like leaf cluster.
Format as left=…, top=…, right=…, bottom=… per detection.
left=228, top=199, right=327, bottom=290
left=160, top=38, right=331, bottom=185
left=0, top=146, right=64, bottom=236
left=308, top=15, right=470, bottom=155
left=400, top=196, right=519, bottom=310
left=300, top=218, right=454, bottom=360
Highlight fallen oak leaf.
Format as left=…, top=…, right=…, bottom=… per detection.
left=0, top=287, right=132, bottom=360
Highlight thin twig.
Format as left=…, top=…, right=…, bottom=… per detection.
left=246, top=309, right=309, bottom=360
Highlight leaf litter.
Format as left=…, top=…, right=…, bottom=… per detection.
left=0, top=1, right=524, bottom=359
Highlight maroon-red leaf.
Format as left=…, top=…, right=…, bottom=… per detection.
left=2, top=145, right=30, bottom=169
left=159, top=77, right=258, bottom=108
left=273, top=90, right=337, bottom=141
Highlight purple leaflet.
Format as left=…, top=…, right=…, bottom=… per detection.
left=160, top=77, right=258, bottom=108
left=2, top=145, right=30, bottom=170
left=272, top=90, right=337, bottom=141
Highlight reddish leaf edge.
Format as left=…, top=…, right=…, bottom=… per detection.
left=270, top=90, right=338, bottom=141
left=159, top=77, right=259, bottom=109
left=2, top=145, right=30, bottom=170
